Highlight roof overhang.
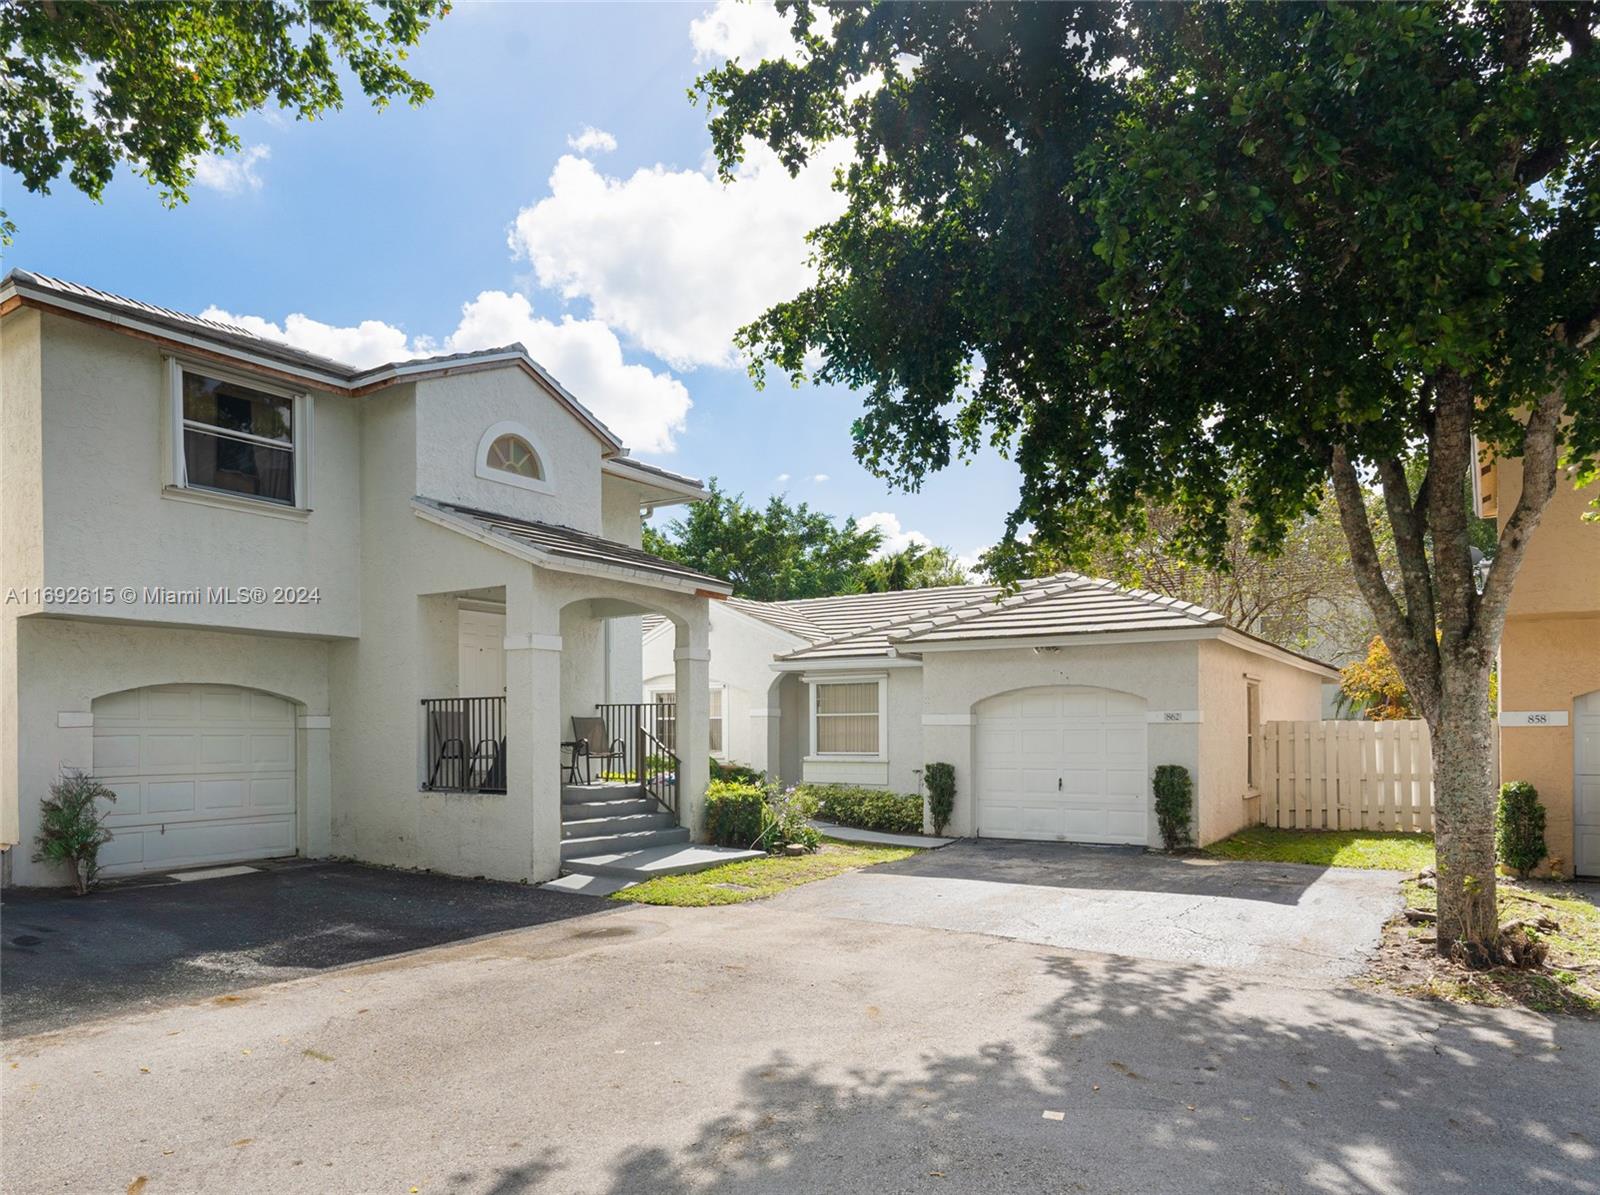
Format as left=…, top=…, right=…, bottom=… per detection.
left=413, top=500, right=732, bottom=598
left=0, top=272, right=623, bottom=453
left=771, top=654, right=922, bottom=673
left=602, top=456, right=708, bottom=505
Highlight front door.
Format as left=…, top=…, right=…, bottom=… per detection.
left=458, top=609, right=507, bottom=697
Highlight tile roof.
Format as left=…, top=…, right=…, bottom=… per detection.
left=424, top=500, right=731, bottom=593
left=726, top=583, right=1007, bottom=645
left=765, top=573, right=1230, bottom=661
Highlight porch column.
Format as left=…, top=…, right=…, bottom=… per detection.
left=507, top=580, right=565, bottom=881
left=673, top=613, right=712, bottom=841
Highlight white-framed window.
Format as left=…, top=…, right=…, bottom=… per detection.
left=809, top=675, right=887, bottom=758
left=649, top=684, right=725, bottom=756
left=475, top=420, right=553, bottom=494
left=1245, top=678, right=1262, bottom=792
left=168, top=359, right=309, bottom=509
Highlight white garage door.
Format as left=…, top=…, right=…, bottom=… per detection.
left=92, top=684, right=297, bottom=876
left=1577, top=692, right=1600, bottom=879
left=976, top=687, right=1149, bottom=844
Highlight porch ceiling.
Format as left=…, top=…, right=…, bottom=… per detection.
left=413, top=498, right=733, bottom=596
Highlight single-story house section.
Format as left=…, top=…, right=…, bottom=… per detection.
left=645, top=575, right=1338, bottom=848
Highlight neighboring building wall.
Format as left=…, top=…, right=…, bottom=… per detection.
left=1494, top=459, right=1600, bottom=878
left=1196, top=638, right=1328, bottom=846
left=642, top=603, right=807, bottom=775
left=8, top=617, right=332, bottom=887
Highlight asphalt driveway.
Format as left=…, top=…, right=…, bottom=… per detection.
left=6, top=900, right=1597, bottom=1194
left=770, top=838, right=1404, bottom=978
left=1, top=860, right=609, bottom=1038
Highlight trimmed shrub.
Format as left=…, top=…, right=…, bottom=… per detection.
left=800, top=783, right=923, bottom=835
left=1496, top=780, right=1547, bottom=879
left=32, top=771, right=117, bottom=894
left=705, top=780, right=766, bottom=848
left=924, top=762, right=955, bottom=836
left=1152, top=764, right=1193, bottom=851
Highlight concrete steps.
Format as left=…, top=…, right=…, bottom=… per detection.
left=550, top=779, right=764, bottom=886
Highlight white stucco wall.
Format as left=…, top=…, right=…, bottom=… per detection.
left=31, top=313, right=362, bottom=637
left=7, top=616, right=332, bottom=886
left=413, top=369, right=607, bottom=534
left=918, top=641, right=1203, bottom=846
left=643, top=602, right=808, bottom=775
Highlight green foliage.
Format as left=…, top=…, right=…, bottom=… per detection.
left=705, top=780, right=767, bottom=848
left=1152, top=765, right=1193, bottom=851
left=704, top=778, right=820, bottom=854
left=1496, top=782, right=1548, bottom=879
left=0, top=0, right=448, bottom=239
left=799, top=783, right=923, bottom=835
left=696, top=3, right=1598, bottom=577
left=644, top=479, right=883, bottom=601
left=710, top=757, right=764, bottom=786
left=923, top=762, right=956, bottom=836
left=861, top=543, right=970, bottom=593
left=611, top=838, right=920, bottom=907
left=31, top=771, right=117, bottom=894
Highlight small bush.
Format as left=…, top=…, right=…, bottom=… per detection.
left=1496, top=780, right=1547, bottom=879
left=759, top=786, right=822, bottom=853
left=924, top=762, right=955, bottom=835
left=705, top=780, right=766, bottom=847
left=799, top=783, right=923, bottom=835
left=32, top=771, right=117, bottom=894
left=1152, top=764, right=1193, bottom=851
left=710, top=757, right=764, bottom=785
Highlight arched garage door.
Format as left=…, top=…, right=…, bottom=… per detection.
left=92, top=684, right=297, bottom=876
left=975, top=687, right=1148, bottom=844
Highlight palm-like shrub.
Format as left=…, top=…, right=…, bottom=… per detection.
left=32, top=771, right=117, bottom=894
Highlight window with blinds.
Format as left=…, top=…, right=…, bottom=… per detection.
left=815, top=680, right=880, bottom=754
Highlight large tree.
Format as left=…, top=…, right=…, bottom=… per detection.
left=0, top=0, right=448, bottom=235
left=698, top=2, right=1600, bottom=956
left=861, top=542, right=970, bottom=593
left=644, top=479, right=883, bottom=601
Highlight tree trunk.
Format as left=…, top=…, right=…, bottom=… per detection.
left=1427, top=662, right=1499, bottom=956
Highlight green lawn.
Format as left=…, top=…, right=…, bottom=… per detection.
left=1204, top=826, right=1436, bottom=871
left=611, top=838, right=919, bottom=907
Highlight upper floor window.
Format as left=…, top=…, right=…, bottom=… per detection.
left=171, top=363, right=307, bottom=509
left=486, top=434, right=542, bottom=480
left=475, top=420, right=553, bottom=495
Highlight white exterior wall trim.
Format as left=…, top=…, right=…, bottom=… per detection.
left=922, top=713, right=976, bottom=726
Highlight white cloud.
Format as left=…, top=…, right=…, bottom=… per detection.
left=859, top=511, right=933, bottom=559
left=811, top=473, right=830, bottom=484
left=690, top=0, right=808, bottom=64
left=566, top=126, right=618, bottom=155
left=201, top=306, right=419, bottom=368
left=202, top=291, right=691, bottom=454
left=508, top=141, right=848, bottom=370
left=443, top=291, right=690, bottom=453
left=774, top=472, right=791, bottom=484
left=192, top=144, right=270, bottom=193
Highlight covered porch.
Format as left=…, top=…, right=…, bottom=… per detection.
left=409, top=500, right=759, bottom=886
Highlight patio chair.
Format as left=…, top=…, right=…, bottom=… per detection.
left=570, top=716, right=627, bottom=784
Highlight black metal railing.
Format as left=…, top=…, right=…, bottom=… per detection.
left=421, top=696, right=507, bottom=793
left=593, top=702, right=679, bottom=816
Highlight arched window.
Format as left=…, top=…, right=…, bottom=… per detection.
left=486, top=434, right=541, bottom=479
left=475, top=421, right=553, bottom=494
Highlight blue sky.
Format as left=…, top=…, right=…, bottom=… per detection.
left=1, top=1, right=1020, bottom=566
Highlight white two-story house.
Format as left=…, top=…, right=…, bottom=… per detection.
left=1, top=270, right=733, bottom=888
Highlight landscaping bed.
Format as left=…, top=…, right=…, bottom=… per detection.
left=1204, top=826, right=1436, bottom=872
left=1361, top=876, right=1600, bottom=1017
left=611, top=838, right=919, bottom=907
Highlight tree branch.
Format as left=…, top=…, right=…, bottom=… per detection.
left=1377, top=455, right=1436, bottom=630
left=1475, top=390, right=1567, bottom=651
left=1329, top=446, right=1440, bottom=719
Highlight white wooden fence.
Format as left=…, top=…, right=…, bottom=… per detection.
left=1260, top=720, right=1434, bottom=833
